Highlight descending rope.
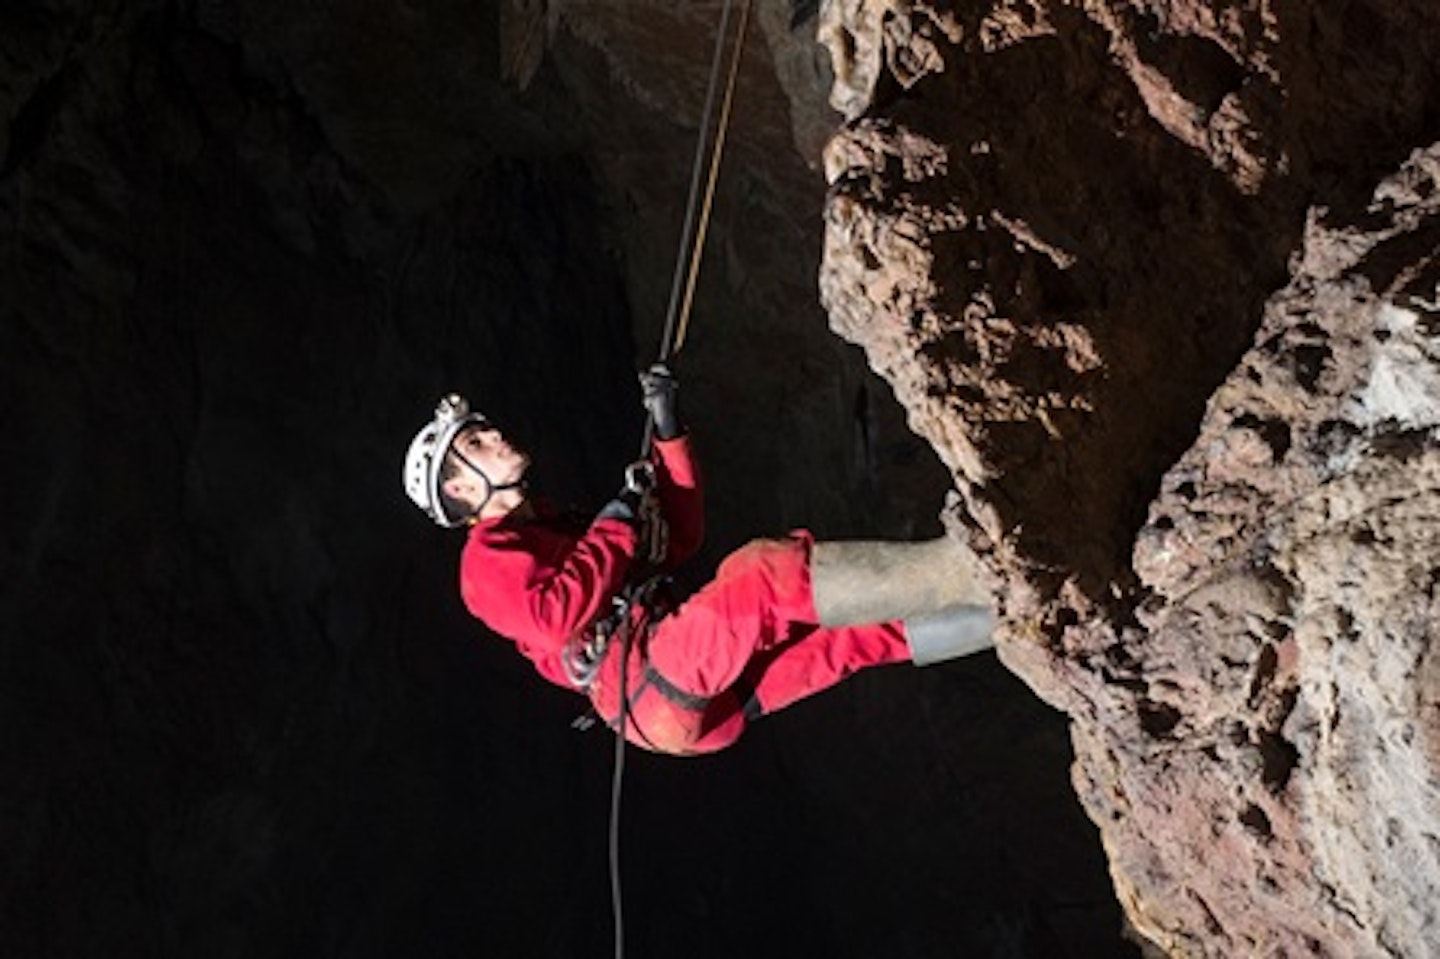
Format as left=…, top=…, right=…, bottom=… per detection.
left=609, top=625, right=632, bottom=959
left=640, top=0, right=754, bottom=456
left=671, top=0, right=753, bottom=363
left=612, top=4, right=752, bottom=959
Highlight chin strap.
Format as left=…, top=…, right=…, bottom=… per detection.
left=450, top=446, right=524, bottom=517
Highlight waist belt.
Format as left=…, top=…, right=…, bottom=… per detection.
left=605, top=661, right=762, bottom=734
left=563, top=577, right=765, bottom=726
left=638, top=661, right=710, bottom=711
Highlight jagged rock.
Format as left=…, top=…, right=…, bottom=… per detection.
left=819, top=1, right=1440, bottom=954
left=1117, top=146, right=1440, bottom=956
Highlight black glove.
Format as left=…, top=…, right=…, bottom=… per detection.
left=596, top=488, right=644, bottom=527
left=597, top=461, right=669, bottom=564
left=639, top=363, right=682, bottom=440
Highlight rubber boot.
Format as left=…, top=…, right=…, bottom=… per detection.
left=904, top=603, right=995, bottom=665
left=810, top=536, right=990, bottom=627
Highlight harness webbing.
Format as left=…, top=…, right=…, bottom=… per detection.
left=640, top=661, right=712, bottom=712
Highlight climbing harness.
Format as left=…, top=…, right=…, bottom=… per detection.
left=560, top=596, right=624, bottom=690
left=562, top=576, right=674, bottom=708
left=603, top=2, right=754, bottom=957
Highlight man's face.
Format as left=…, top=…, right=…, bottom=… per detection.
left=444, top=420, right=530, bottom=508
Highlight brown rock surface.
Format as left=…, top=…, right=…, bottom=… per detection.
left=1121, top=148, right=1440, bottom=956
left=819, top=1, right=1440, bottom=955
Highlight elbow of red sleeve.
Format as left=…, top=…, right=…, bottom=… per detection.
left=667, top=520, right=704, bottom=565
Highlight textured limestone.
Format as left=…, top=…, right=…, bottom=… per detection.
left=818, top=0, right=1440, bottom=954
left=1119, top=147, right=1440, bottom=956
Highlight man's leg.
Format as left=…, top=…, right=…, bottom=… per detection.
left=580, top=534, right=817, bottom=756
left=588, top=638, right=749, bottom=756
left=809, top=535, right=991, bottom=626
left=645, top=533, right=818, bottom=700
left=637, top=531, right=996, bottom=747
left=745, top=621, right=911, bottom=715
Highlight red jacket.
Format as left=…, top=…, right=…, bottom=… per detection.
left=457, top=436, right=704, bottom=688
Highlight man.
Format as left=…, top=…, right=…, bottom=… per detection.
left=403, top=368, right=994, bottom=755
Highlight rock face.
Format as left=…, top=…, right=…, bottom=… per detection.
left=1124, top=149, right=1440, bottom=957
left=818, top=0, right=1440, bottom=955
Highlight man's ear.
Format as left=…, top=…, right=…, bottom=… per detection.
left=441, top=475, right=472, bottom=503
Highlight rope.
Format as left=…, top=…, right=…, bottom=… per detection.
left=611, top=4, right=751, bottom=958
left=641, top=0, right=752, bottom=455
left=672, top=0, right=753, bottom=362
left=609, top=627, right=631, bottom=959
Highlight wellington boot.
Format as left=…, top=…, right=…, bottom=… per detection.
left=810, top=536, right=990, bottom=627
left=904, top=603, right=995, bottom=665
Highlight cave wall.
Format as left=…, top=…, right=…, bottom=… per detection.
left=3, top=4, right=640, bottom=954
left=2, top=2, right=1133, bottom=958
left=816, top=0, right=1440, bottom=955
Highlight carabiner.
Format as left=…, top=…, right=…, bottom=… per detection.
left=623, top=460, right=656, bottom=495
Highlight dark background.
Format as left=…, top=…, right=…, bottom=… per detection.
left=1, top=2, right=1135, bottom=956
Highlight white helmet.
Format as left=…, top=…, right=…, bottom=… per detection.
left=403, top=393, right=487, bottom=527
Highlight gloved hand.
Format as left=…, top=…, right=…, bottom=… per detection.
left=595, top=461, right=668, bottom=565
left=596, top=488, right=644, bottom=528
left=596, top=461, right=656, bottom=527
left=639, top=363, right=682, bottom=440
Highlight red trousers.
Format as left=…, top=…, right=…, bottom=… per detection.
left=588, top=532, right=910, bottom=755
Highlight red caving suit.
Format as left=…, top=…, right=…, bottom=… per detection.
left=457, top=435, right=911, bottom=755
